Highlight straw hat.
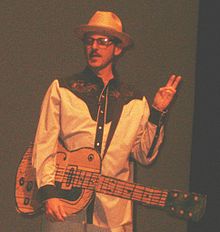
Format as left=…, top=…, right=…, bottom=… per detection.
left=75, top=11, right=133, bottom=48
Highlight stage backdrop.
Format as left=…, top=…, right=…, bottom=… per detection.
left=0, top=1, right=198, bottom=231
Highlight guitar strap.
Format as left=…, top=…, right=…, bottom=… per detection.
left=102, top=97, right=124, bottom=158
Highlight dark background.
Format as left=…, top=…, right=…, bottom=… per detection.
left=0, top=1, right=218, bottom=231
left=188, top=1, right=220, bottom=232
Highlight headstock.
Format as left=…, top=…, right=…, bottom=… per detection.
left=166, top=190, right=207, bottom=222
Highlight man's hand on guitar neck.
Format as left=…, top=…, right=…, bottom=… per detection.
left=45, top=198, right=67, bottom=222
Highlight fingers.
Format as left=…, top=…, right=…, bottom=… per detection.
left=166, top=75, right=182, bottom=89
left=159, top=86, right=176, bottom=96
left=45, top=199, right=67, bottom=222
left=59, top=204, right=67, bottom=219
left=172, top=75, right=182, bottom=89
left=46, top=205, right=66, bottom=222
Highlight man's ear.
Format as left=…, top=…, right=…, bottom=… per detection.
left=114, top=46, right=123, bottom=56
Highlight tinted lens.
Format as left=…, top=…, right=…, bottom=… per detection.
left=97, top=38, right=111, bottom=46
left=83, top=37, right=113, bottom=47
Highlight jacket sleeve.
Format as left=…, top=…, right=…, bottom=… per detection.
left=32, top=80, right=61, bottom=201
left=130, top=97, right=167, bottom=165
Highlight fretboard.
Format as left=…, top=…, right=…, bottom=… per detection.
left=56, top=166, right=168, bottom=208
left=95, top=175, right=168, bottom=207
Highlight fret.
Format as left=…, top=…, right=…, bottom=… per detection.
left=143, top=191, right=167, bottom=200
left=79, top=171, right=90, bottom=189
left=121, top=182, right=136, bottom=199
left=82, top=171, right=96, bottom=190
left=90, top=172, right=99, bottom=187
left=132, top=185, right=145, bottom=201
left=100, top=176, right=112, bottom=194
left=106, top=178, right=118, bottom=193
left=81, top=170, right=90, bottom=187
left=129, top=183, right=136, bottom=199
left=102, top=177, right=124, bottom=195
left=112, top=179, right=118, bottom=193
left=141, top=188, right=168, bottom=207
left=143, top=194, right=167, bottom=203
left=95, top=176, right=136, bottom=200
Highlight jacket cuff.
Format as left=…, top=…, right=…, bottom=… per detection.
left=149, top=106, right=168, bottom=126
left=37, top=185, right=58, bottom=202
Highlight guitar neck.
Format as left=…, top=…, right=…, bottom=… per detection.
left=58, top=168, right=168, bottom=208
left=95, top=175, right=168, bottom=208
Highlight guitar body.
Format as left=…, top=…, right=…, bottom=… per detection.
left=15, top=144, right=40, bottom=214
left=15, top=143, right=101, bottom=216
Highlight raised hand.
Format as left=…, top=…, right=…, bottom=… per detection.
left=152, top=75, right=182, bottom=111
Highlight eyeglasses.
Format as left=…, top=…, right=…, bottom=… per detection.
left=83, top=37, right=115, bottom=48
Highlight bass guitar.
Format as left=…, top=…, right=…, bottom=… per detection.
left=15, top=143, right=206, bottom=222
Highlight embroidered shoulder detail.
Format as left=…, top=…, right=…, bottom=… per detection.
left=109, top=90, right=121, bottom=99
left=120, top=82, right=143, bottom=101
left=71, top=80, right=97, bottom=93
left=58, top=74, right=99, bottom=95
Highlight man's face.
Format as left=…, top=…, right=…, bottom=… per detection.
left=84, top=34, right=122, bottom=70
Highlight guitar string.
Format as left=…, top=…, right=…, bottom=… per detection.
left=54, top=167, right=167, bottom=207
left=56, top=167, right=167, bottom=199
left=55, top=166, right=167, bottom=196
left=17, top=164, right=166, bottom=208
left=55, top=167, right=167, bottom=201
left=56, top=168, right=155, bottom=193
left=56, top=170, right=165, bottom=200
left=72, top=177, right=166, bottom=206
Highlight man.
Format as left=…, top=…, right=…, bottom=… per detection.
left=32, top=11, right=181, bottom=232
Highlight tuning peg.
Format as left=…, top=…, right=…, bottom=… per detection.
left=172, top=192, right=179, bottom=198
left=179, top=209, right=185, bottom=215
left=193, top=195, right=199, bottom=201
left=188, top=212, right=193, bottom=218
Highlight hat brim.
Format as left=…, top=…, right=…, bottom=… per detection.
left=75, top=25, right=134, bottom=48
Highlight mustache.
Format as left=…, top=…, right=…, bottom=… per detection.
left=89, top=51, right=101, bottom=58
